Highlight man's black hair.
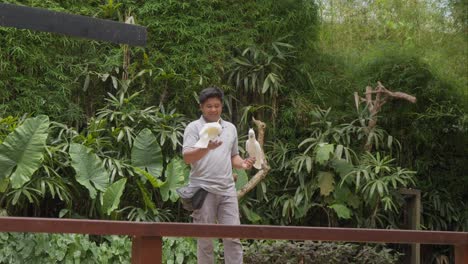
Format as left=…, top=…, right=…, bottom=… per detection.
left=198, top=86, right=224, bottom=104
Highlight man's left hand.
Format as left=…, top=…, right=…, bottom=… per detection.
left=242, top=157, right=256, bottom=170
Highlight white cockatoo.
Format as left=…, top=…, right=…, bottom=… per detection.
left=194, top=121, right=223, bottom=148
left=245, top=128, right=264, bottom=169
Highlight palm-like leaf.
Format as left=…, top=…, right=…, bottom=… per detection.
left=131, top=128, right=163, bottom=177
left=0, top=115, right=49, bottom=189
left=69, top=143, right=109, bottom=199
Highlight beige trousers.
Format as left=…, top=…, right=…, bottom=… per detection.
left=191, top=192, right=243, bottom=264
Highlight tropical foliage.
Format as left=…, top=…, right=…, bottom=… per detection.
left=0, top=0, right=466, bottom=262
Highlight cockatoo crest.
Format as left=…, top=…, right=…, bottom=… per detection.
left=248, top=129, right=256, bottom=139
left=194, top=121, right=223, bottom=148
left=245, top=128, right=264, bottom=169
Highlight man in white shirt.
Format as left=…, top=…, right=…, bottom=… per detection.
left=183, top=87, right=255, bottom=264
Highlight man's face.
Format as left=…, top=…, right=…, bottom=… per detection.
left=200, top=97, right=222, bottom=122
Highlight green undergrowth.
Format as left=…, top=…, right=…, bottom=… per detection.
left=0, top=233, right=402, bottom=264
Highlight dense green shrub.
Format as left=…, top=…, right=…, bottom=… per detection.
left=0, top=234, right=401, bottom=264
left=0, top=233, right=224, bottom=264
left=355, top=48, right=468, bottom=231
left=163, top=237, right=225, bottom=264
left=0, top=233, right=130, bottom=264
left=244, top=240, right=401, bottom=264
left=0, top=0, right=466, bottom=261
left=0, top=0, right=320, bottom=123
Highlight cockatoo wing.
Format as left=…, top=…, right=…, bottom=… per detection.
left=246, top=138, right=264, bottom=169
left=253, top=141, right=264, bottom=169
left=194, top=133, right=210, bottom=148
left=194, top=122, right=222, bottom=148
left=246, top=139, right=255, bottom=158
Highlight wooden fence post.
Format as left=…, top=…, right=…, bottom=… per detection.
left=131, top=236, right=162, bottom=264
left=400, top=188, right=421, bottom=264
left=455, top=244, right=468, bottom=264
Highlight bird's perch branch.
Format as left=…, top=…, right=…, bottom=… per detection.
left=252, top=117, right=266, bottom=145
left=237, top=117, right=270, bottom=199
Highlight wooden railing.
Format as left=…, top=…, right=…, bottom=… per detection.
left=1, top=217, right=467, bottom=263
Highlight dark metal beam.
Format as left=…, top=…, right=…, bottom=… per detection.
left=0, top=3, right=147, bottom=46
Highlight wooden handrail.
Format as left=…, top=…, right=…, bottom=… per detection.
left=1, top=217, right=467, bottom=263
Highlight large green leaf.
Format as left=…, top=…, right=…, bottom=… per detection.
left=328, top=203, right=352, bottom=219
left=330, top=159, right=354, bottom=179
left=0, top=115, right=49, bottom=189
left=234, top=169, right=248, bottom=191
left=315, top=143, right=334, bottom=165
left=131, top=128, right=163, bottom=177
left=333, top=184, right=352, bottom=203
left=160, top=158, right=187, bottom=202
left=317, top=171, right=335, bottom=196
left=333, top=184, right=361, bottom=209
left=69, top=143, right=109, bottom=199
left=101, top=178, right=127, bottom=215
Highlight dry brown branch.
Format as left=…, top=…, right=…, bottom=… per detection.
left=252, top=117, right=266, bottom=145
left=355, top=81, right=417, bottom=151
left=237, top=117, right=270, bottom=199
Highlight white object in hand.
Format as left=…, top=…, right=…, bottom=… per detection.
left=245, top=128, right=264, bottom=169
left=194, top=121, right=223, bottom=148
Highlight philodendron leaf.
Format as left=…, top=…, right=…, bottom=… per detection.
left=328, top=203, right=352, bottom=219
left=0, top=115, right=49, bottom=189
left=69, top=143, right=109, bottom=199
left=317, top=171, right=335, bottom=196
left=131, top=128, right=163, bottom=177
left=315, top=143, right=334, bottom=165
left=160, top=158, right=187, bottom=202
left=101, top=178, right=127, bottom=215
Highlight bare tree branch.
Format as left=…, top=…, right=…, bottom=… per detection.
left=252, top=117, right=266, bottom=146
left=355, top=82, right=417, bottom=151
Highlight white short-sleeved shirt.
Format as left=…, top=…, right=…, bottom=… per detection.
left=183, top=116, right=239, bottom=196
